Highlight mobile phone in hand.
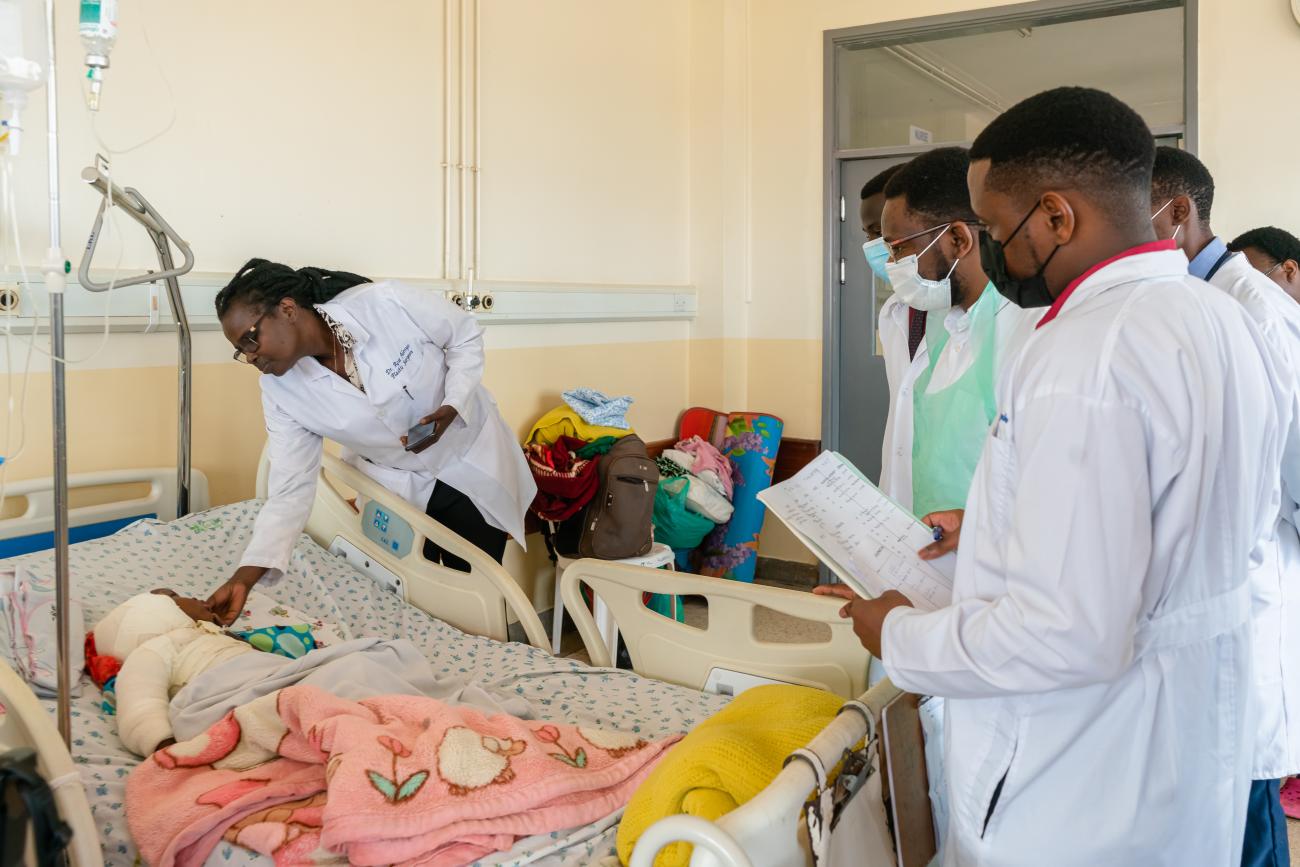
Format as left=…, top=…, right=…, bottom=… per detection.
left=405, top=418, right=440, bottom=452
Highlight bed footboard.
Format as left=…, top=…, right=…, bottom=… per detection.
left=559, top=560, right=870, bottom=697
left=631, top=679, right=908, bottom=867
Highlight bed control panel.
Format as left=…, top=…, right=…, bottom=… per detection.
left=360, top=501, right=415, bottom=559
left=329, top=535, right=406, bottom=599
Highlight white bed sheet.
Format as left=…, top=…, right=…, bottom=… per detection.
left=5, top=501, right=726, bottom=866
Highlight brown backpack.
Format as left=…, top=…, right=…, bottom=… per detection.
left=578, top=434, right=659, bottom=560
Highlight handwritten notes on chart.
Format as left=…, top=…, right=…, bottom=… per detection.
left=758, top=451, right=954, bottom=611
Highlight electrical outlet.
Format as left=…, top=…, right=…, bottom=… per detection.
left=0, top=284, right=20, bottom=314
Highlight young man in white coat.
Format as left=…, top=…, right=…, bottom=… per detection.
left=1231, top=226, right=1300, bottom=306
left=1150, top=146, right=1300, bottom=867
left=818, top=87, right=1284, bottom=866
left=878, top=147, right=1039, bottom=520
left=861, top=163, right=931, bottom=507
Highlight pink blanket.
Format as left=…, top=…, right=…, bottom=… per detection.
left=676, top=436, right=734, bottom=499
left=127, top=685, right=679, bottom=866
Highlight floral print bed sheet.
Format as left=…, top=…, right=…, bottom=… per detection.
left=4, top=501, right=727, bottom=867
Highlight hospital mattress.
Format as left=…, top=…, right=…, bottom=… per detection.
left=2, top=501, right=728, bottom=866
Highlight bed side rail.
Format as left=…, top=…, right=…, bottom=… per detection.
left=559, top=560, right=870, bottom=697
left=0, top=468, right=211, bottom=557
left=301, top=452, right=550, bottom=650
left=0, top=661, right=102, bottom=867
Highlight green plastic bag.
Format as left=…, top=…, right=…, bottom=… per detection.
left=653, top=477, right=716, bottom=549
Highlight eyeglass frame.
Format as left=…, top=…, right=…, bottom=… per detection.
left=883, top=220, right=985, bottom=262
left=231, top=310, right=271, bottom=364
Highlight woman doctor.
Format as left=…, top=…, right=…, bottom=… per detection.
left=206, top=259, right=536, bottom=625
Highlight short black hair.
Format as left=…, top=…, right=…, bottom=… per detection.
left=882, top=147, right=978, bottom=225
left=969, top=86, right=1154, bottom=213
left=215, top=258, right=371, bottom=318
left=1151, top=146, right=1215, bottom=224
left=1229, top=226, right=1300, bottom=266
left=860, top=163, right=902, bottom=201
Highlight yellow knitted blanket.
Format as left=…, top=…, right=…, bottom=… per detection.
left=616, top=684, right=844, bottom=866
left=526, top=405, right=633, bottom=446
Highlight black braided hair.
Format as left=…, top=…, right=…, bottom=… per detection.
left=214, top=258, right=371, bottom=318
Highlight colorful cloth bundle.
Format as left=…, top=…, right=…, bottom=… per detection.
left=653, top=478, right=716, bottom=550
left=525, top=435, right=601, bottom=521
left=526, top=406, right=633, bottom=447
left=84, top=632, right=121, bottom=715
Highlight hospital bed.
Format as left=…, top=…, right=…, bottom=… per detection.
left=0, top=453, right=924, bottom=867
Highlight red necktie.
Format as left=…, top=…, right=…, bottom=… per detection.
left=907, top=307, right=926, bottom=360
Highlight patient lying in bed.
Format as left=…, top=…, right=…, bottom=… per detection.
left=95, top=590, right=532, bottom=757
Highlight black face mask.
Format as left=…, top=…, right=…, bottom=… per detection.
left=979, top=201, right=1061, bottom=308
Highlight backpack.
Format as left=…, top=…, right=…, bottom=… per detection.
left=578, top=434, right=659, bottom=560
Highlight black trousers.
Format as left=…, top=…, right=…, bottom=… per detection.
left=422, top=480, right=508, bottom=572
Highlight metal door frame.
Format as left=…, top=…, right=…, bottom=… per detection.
left=820, top=0, right=1197, bottom=455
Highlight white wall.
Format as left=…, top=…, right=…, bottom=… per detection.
left=2, top=0, right=700, bottom=605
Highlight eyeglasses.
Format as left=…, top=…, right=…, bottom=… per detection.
left=884, top=221, right=985, bottom=262
left=231, top=311, right=270, bottom=364
left=1264, top=261, right=1284, bottom=278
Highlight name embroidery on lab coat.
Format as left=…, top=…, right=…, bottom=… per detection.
left=385, top=344, right=414, bottom=378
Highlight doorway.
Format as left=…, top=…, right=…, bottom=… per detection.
left=821, top=0, right=1194, bottom=482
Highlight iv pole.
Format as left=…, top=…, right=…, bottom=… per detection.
left=41, top=0, right=71, bottom=748
left=78, top=166, right=196, bottom=516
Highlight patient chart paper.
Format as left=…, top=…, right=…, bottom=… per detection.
left=759, top=451, right=954, bottom=612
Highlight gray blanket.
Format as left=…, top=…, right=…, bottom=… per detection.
left=169, top=637, right=536, bottom=742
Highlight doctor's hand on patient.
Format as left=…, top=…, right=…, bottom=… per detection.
left=812, top=585, right=913, bottom=658
left=401, top=405, right=459, bottom=454
left=207, top=566, right=265, bottom=626
left=918, top=509, right=964, bottom=560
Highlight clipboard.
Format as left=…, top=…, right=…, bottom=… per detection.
left=879, top=692, right=938, bottom=867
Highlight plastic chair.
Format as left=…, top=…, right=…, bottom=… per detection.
left=551, top=542, right=675, bottom=657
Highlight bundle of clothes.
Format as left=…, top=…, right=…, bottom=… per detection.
left=653, top=436, right=736, bottom=551
left=77, top=588, right=679, bottom=866
left=523, top=390, right=662, bottom=562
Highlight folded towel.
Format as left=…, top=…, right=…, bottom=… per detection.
left=562, top=388, right=634, bottom=430
left=617, top=685, right=844, bottom=866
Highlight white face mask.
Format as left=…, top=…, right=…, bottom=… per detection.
left=1151, top=199, right=1183, bottom=243
left=883, top=226, right=959, bottom=311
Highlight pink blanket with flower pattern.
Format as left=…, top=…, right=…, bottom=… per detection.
left=126, top=685, right=679, bottom=866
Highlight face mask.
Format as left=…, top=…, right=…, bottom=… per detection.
left=883, top=227, right=959, bottom=311
left=979, top=201, right=1060, bottom=308
left=1151, top=199, right=1182, bottom=243
left=863, top=237, right=890, bottom=281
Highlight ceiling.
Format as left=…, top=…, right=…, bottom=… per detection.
left=837, top=5, right=1185, bottom=149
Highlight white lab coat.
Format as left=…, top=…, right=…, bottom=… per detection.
left=1208, top=252, right=1300, bottom=781
left=878, top=295, right=927, bottom=507
left=239, top=280, right=536, bottom=576
left=881, top=248, right=1282, bottom=866
left=877, top=292, right=1039, bottom=509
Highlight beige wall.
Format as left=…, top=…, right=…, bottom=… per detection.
left=6, top=0, right=1299, bottom=586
